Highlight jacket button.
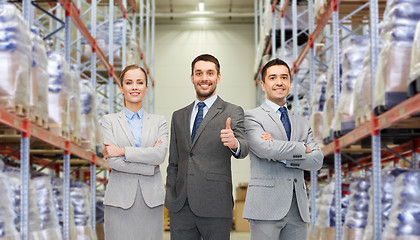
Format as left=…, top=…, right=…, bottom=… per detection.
left=294, top=179, right=297, bottom=182
left=190, top=152, right=193, bottom=157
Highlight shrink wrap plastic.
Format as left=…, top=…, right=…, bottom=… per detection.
left=0, top=2, right=31, bottom=112
left=47, top=52, right=71, bottom=133
left=384, top=170, right=420, bottom=240
left=32, top=176, right=62, bottom=239
left=408, top=21, right=420, bottom=96
left=374, top=0, right=420, bottom=112
left=29, top=27, right=48, bottom=124
left=52, top=178, right=77, bottom=239
left=126, top=37, right=140, bottom=66
left=333, top=36, right=369, bottom=135
left=70, top=181, right=94, bottom=239
left=342, top=178, right=370, bottom=240
left=3, top=167, right=43, bottom=239
left=363, top=168, right=409, bottom=240
left=310, top=75, right=327, bottom=146
left=69, top=66, right=81, bottom=141
left=0, top=162, right=19, bottom=240
left=80, top=79, right=96, bottom=150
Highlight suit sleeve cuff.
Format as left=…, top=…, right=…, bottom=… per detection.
left=230, top=140, right=241, bottom=157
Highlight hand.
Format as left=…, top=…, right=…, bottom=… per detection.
left=220, top=117, right=238, bottom=151
left=305, top=146, right=312, bottom=153
left=102, top=142, right=124, bottom=158
left=261, top=132, right=274, bottom=141
left=154, top=140, right=162, bottom=147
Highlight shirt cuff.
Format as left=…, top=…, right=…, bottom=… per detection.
left=230, top=140, right=241, bottom=157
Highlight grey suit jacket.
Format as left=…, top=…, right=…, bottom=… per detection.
left=100, top=110, right=168, bottom=209
left=242, top=103, right=323, bottom=222
left=165, top=96, right=249, bottom=218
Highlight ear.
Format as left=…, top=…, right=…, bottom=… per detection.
left=119, top=85, right=124, bottom=95
left=191, top=74, right=194, bottom=84
left=260, top=80, right=266, bottom=92
left=216, top=73, right=221, bottom=84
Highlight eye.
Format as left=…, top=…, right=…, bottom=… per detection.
left=125, top=81, right=132, bottom=85
left=208, top=72, right=213, bottom=76
left=196, top=72, right=202, bottom=76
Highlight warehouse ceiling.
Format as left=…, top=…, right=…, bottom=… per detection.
left=154, top=0, right=255, bottom=24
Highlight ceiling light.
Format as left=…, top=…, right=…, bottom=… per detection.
left=198, top=2, right=205, bottom=12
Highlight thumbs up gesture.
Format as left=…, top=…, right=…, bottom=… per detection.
left=220, top=117, right=238, bottom=151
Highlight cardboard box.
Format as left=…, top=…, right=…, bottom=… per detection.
left=235, top=182, right=248, bottom=201
left=234, top=201, right=250, bottom=232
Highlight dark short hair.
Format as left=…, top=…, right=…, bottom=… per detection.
left=119, top=64, right=148, bottom=86
left=261, top=58, right=291, bottom=82
left=191, top=54, right=220, bottom=75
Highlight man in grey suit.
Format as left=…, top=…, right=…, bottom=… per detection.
left=165, top=54, right=249, bottom=240
left=243, top=58, right=323, bottom=240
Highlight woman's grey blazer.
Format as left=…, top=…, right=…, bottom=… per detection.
left=100, top=110, right=168, bottom=209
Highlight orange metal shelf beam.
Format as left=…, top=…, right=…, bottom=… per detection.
left=0, top=108, right=108, bottom=169
left=322, top=92, right=420, bottom=156
left=57, top=0, right=120, bottom=86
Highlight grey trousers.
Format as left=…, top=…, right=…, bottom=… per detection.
left=249, top=192, right=308, bottom=240
left=169, top=200, right=232, bottom=240
left=104, top=184, right=163, bottom=240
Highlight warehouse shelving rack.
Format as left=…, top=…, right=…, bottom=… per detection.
left=254, top=0, right=420, bottom=239
left=1, top=0, right=156, bottom=239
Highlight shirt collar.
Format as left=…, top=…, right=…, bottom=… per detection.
left=124, top=107, right=144, bottom=120
left=194, top=94, right=218, bottom=109
left=265, top=99, right=288, bottom=113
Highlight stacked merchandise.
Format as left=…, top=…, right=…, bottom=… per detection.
left=32, top=175, right=62, bottom=239
left=408, top=21, right=420, bottom=96
left=126, top=37, right=140, bottom=66
left=3, top=167, right=43, bottom=239
left=374, top=0, right=420, bottom=114
left=333, top=35, right=369, bottom=137
left=298, top=97, right=310, bottom=119
left=47, top=52, right=71, bottom=137
left=322, top=56, right=342, bottom=144
left=0, top=2, right=31, bottom=114
left=80, top=79, right=96, bottom=151
left=310, top=73, right=327, bottom=146
left=69, top=65, right=81, bottom=145
left=342, top=177, right=370, bottom=240
left=52, top=177, right=77, bottom=239
left=383, top=170, right=420, bottom=240
left=29, top=27, right=49, bottom=127
left=70, top=181, right=94, bottom=239
left=363, top=168, right=408, bottom=240
left=82, top=19, right=131, bottom=64
left=0, top=160, right=19, bottom=239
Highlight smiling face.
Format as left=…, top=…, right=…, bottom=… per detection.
left=120, top=68, right=148, bottom=110
left=261, top=65, right=290, bottom=106
left=191, top=60, right=221, bottom=101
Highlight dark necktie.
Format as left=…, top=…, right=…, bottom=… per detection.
left=191, top=102, right=206, bottom=141
left=279, top=106, right=291, bottom=141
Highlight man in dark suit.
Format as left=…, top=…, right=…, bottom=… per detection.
left=165, top=54, right=249, bottom=240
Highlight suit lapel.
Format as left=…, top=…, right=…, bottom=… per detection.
left=117, top=110, right=136, bottom=146
left=191, top=97, right=223, bottom=148
left=141, top=111, right=150, bottom=147
left=289, top=111, right=296, bottom=141
left=261, top=103, right=288, bottom=141
left=184, top=103, right=194, bottom=147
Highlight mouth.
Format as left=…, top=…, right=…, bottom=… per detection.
left=198, top=82, right=212, bottom=90
left=130, top=92, right=140, bottom=96
left=273, top=88, right=286, bottom=93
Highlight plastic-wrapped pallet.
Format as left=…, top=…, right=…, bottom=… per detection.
left=32, top=175, right=62, bottom=239
left=51, top=177, right=77, bottom=239
left=374, top=0, right=420, bottom=114
left=363, top=168, right=409, bottom=240
left=3, top=167, right=43, bottom=239
left=29, top=27, right=49, bottom=128
left=70, top=181, right=94, bottom=239
left=69, top=65, right=81, bottom=145
left=383, top=170, right=420, bottom=240
left=312, top=181, right=336, bottom=240
left=80, top=79, right=96, bottom=151
left=47, top=52, right=71, bottom=138
left=0, top=161, right=19, bottom=240
left=0, top=2, right=31, bottom=115
left=333, top=35, right=369, bottom=137
left=126, top=37, right=140, bottom=66
left=299, top=97, right=310, bottom=119
left=408, top=21, right=420, bottom=96
left=310, top=73, right=327, bottom=146
left=342, top=177, right=370, bottom=240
